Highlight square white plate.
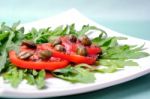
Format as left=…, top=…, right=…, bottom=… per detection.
left=0, top=8, right=150, bottom=98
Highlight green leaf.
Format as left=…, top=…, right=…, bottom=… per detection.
left=12, top=70, right=24, bottom=87
left=0, top=50, right=7, bottom=71
left=101, top=44, right=149, bottom=59
left=3, top=67, right=24, bottom=88
left=95, top=66, right=118, bottom=73
left=0, top=22, right=11, bottom=32
left=95, top=59, right=138, bottom=73
left=69, top=24, right=76, bottom=34
left=13, top=27, right=24, bottom=43
left=52, top=25, right=64, bottom=35
left=92, top=37, right=119, bottom=48
left=11, top=21, right=20, bottom=30
left=0, top=31, right=15, bottom=71
left=78, top=25, right=107, bottom=37
left=53, top=65, right=96, bottom=83
left=32, top=70, right=38, bottom=76
left=35, top=70, right=46, bottom=89
left=100, top=59, right=138, bottom=67
left=61, top=25, right=69, bottom=35
left=26, top=74, right=35, bottom=85
left=124, top=60, right=138, bottom=66
left=0, top=32, right=9, bottom=41
left=74, top=67, right=95, bottom=83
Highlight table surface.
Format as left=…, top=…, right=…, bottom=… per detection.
left=0, top=0, right=150, bottom=99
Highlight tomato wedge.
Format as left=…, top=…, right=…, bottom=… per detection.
left=9, top=51, right=69, bottom=70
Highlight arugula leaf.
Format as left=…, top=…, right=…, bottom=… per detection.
left=26, top=74, right=36, bottom=85
left=13, top=27, right=24, bottom=43
left=69, top=24, right=76, bottom=34
left=0, top=22, right=24, bottom=71
left=101, top=45, right=149, bottom=59
left=25, top=25, right=69, bottom=44
left=53, top=65, right=96, bottom=83
left=92, top=36, right=120, bottom=48
left=24, top=24, right=107, bottom=44
left=32, top=70, right=38, bottom=76
left=95, top=59, right=138, bottom=73
left=0, top=50, right=7, bottom=71
left=100, top=59, right=138, bottom=67
left=92, top=34, right=149, bottom=73
left=78, top=25, right=107, bottom=37
left=0, top=31, right=15, bottom=71
left=92, top=33, right=149, bottom=60
left=95, top=66, right=118, bottom=73
left=0, top=32, right=9, bottom=41
left=11, top=21, right=20, bottom=31
left=12, top=70, right=24, bottom=87
left=2, top=63, right=46, bottom=89
left=35, top=70, right=46, bottom=89
left=3, top=66, right=24, bottom=88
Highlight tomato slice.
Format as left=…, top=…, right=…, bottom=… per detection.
left=60, top=37, right=101, bottom=55
left=51, top=49, right=96, bottom=64
left=9, top=51, right=69, bottom=70
left=39, top=43, right=97, bottom=65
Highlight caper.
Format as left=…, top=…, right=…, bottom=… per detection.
left=68, top=34, right=77, bottom=42
left=80, top=35, right=91, bottom=46
left=39, top=50, right=52, bottom=60
left=52, top=38, right=62, bottom=47
left=76, top=46, right=87, bottom=56
left=22, top=40, right=36, bottom=49
left=17, top=51, right=33, bottom=60
left=54, top=45, right=66, bottom=52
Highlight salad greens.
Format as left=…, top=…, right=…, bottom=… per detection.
left=53, top=64, right=96, bottom=83
left=0, top=21, right=24, bottom=71
left=0, top=22, right=149, bottom=89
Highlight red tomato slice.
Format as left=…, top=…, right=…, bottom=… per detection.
left=9, top=51, right=69, bottom=70
left=39, top=43, right=97, bottom=65
left=60, top=37, right=101, bottom=55
left=51, top=49, right=96, bottom=64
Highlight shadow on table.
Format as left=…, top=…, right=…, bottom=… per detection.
left=49, top=74, right=150, bottom=99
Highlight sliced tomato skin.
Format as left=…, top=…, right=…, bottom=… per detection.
left=9, top=51, right=69, bottom=70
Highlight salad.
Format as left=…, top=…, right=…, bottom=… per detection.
left=0, top=22, right=149, bottom=89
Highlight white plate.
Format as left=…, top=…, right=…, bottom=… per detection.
left=0, top=8, right=150, bottom=98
